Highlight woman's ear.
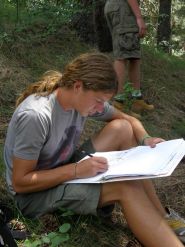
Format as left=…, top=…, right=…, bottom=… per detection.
left=73, top=80, right=83, bottom=92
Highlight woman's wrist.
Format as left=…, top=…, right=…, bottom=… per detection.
left=74, top=162, right=78, bottom=179
left=139, top=134, right=151, bottom=145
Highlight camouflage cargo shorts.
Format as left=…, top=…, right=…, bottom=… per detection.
left=104, top=0, right=141, bottom=59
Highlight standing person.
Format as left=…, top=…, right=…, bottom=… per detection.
left=104, top=0, right=154, bottom=112
left=4, top=53, right=185, bottom=247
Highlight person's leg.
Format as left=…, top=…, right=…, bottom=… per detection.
left=113, top=58, right=154, bottom=113
left=128, top=58, right=154, bottom=111
left=91, top=119, right=165, bottom=217
left=142, top=179, right=185, bottom=244
left=142, top=179, right=167, bottom=216
left=92, top=119, right=184, bottom=246
left=98, top=181, right=183, bottom=247
left=91, top=119, right=166, bottom=218
left=128, top=58, right=155, bottom=111
left=92, top=118, right=137, bottom=152
left=128, top=58, right=141, bottom=92
left=114, top=59, right=127, bottom=93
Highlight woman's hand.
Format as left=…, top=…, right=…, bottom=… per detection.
left=75, top=156, right=108, bottom=178
left=144, top=137, right=165, bottom=148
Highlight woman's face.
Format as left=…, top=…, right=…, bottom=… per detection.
left=73, top=81, right=114, bottom=116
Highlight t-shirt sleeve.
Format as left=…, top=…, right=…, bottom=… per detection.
left=13, top=110, right=50, bottom=160
left=90, top=102, right=115, bottom=121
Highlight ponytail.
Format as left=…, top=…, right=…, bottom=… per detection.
left=16, top=70, right=62, bottom=107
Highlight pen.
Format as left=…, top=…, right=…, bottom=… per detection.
left=81, top=150, right=94, bottom=157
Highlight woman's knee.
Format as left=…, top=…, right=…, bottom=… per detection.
left=107, top=119, right=136, bottom=147
left=92, top=119, right=137, bottom=153
left=107, top=119, right=133, bottom=134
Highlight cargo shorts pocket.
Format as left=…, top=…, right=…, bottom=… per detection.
left=104, top=4, right=120, bottom=28
left=119, top=32, right=140, bottom=51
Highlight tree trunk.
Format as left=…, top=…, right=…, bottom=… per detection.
left=157, top=0, right=172, bottom=53
left=74, top=0, right=112, bottom=51
left=16, top=0, right=19, bottom=23
left=93, top=0, right=112, bottom=52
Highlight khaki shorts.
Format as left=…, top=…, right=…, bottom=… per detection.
left=104, top=0, right=141, bottom=59
left=14, top=140, right=102, bottom=219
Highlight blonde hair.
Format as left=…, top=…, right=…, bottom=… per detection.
left=16, top=70, right=62, bottom=107
left=16, top=53, right=118, bottom=107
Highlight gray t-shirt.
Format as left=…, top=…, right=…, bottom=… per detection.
left=4, top=92, right=114, bottom=194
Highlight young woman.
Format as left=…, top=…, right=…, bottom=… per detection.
left=4, top=53, right=185, bottom=247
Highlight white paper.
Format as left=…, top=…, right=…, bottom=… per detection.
left=66, top=139, right=185, bottom=183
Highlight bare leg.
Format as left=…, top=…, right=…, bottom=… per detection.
left=128, top=59, right=141, bottom=90
left=92, top=119, right=182, bottom=246
left=114, top=59, right=127, bottom=93
left=142, top=180, right=167, bottom=216
left=93, top=120, right=166, bottom=216
left=92, top=119, right=137, bottom=152
left=98, top=181, right=183, bottom=247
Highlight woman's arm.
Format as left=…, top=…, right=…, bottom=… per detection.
left=12, top=157, right=76, bottom=193
left=12, top=155, right=108, bottom=194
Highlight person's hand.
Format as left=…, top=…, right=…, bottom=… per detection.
left=136, top=17, right=147, bottom=38
left=144, top=137, right=165, bottom=148
left=76, top=156, right=108, bottom=178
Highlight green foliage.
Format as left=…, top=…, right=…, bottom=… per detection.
left=0, top=0, right=83, bottom=26
left=0, top=0, right=81, bottom=24
left=172, top=119, right=185, bottom=138
left=140, top=0, right=185, bottom=55
left=21, top=208, right=74, bottom=247
left=25, top=1, right=82, bottom=25
left=121, top=82, right=135, bottom=112
left=0, top=0, right=83, bottom=47
left=57, top=207, right=75, bottom=217
left=140, top=0, right=158, bottom=47
left=0, top=0, right=184, bottom=55
left=171, top=1, right=185, bottom=55
left=0, top=0, right=17, bottom=23
left=143, top=44, right=185, bottom=71
left=23, top=223, right=71, bottom=247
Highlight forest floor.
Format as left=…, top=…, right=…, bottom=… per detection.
left=0, top=28, right=185, bottom=246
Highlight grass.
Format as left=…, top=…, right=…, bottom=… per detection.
left=0, top=25, right=185, bottom=246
